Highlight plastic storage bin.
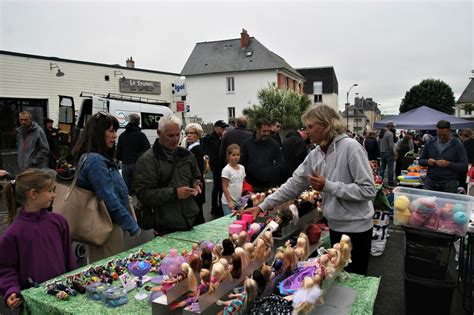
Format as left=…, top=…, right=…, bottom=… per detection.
left=404, top=269, right=455, bottom=315
left=404, top=226, right=456, bottom=280
left=393, top=186, right=473, bottom=236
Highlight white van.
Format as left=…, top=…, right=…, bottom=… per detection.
left=77, top=93, right=173, bottom=144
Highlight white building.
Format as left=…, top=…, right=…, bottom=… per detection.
left=181, top=29, right=305, bottom=124
left=0, top=50, right=181, bottom=150
left=456, top=77, right=474, bottom=119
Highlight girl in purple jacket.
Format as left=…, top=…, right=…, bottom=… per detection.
left=0, top=169, right=76, bottom=310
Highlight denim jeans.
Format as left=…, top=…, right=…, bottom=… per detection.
left=222, top=203, right=232, bottom=216
left=379, top=152, right=395, bottom=186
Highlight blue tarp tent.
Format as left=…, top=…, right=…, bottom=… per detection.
left=373, top=106, right=474, bottom=130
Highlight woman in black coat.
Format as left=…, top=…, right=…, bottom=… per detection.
left=185, top=123, right=206, bottom=226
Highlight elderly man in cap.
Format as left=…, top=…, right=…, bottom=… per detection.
left=378, top=121, right=396, bottom=187
left=419, top=120, right=468, bottom=193
left=203, top=120, right=228, bottom=216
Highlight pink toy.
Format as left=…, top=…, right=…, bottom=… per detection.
left=160, top=249, right=186, bottom=276
left=417, top=197, right=437, bottom=214
left=241, top=213, right=254, bottom=225
left=408, top=210, right=429, bottom=227
left=233, top=220, right=248, bottom=230
left=229, top=224, right=244, bottom=235
left=424, top=209, right=440, bottom=230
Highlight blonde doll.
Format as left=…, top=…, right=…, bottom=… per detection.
left=217, top=278, right=258, bottom=315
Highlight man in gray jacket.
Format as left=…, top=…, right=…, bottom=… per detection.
left=378, top=121, right=396, bottom=187
left=244, top=105, right=376, bottom=275
left=17, top=111, right=49, bottom=171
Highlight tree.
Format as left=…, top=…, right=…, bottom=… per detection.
left=399, top=79, right=455, bottom=114
left=243, top=84, right=312, bottom=129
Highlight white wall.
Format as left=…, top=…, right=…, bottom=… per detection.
left=322, top=93, right=338, bottom=112
left=185, top=70, right=276, bottom=123
left=0, top=54, right=180, bottom=124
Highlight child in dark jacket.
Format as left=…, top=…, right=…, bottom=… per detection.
left=0, top=169, right=76, bottom=310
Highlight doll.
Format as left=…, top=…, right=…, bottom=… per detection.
left=318, top=253, right=335, bottom=280
left=212, top=244, right=223, bottom=264
left=291, top=276, right=323, bottom=315
left=222, top=239, right=235, bottom=258
left=218, top=258, right=233, bottom=281
left=294, top=233, right=310, bottom=261
left=283, top=244, right=298, bottom=274
left=338, top=234, right=352, bottom=268
left=189, top=254, right=202, bottom=274
left=216, top=278, right=259, bottom=315
left=234, top=247, right=250, bottom=269
left=201, top=245, right=213, bottom=270
left=237, top=231, right=248, bottom=247
left=255, top=238, right=272, bottom=261
left=209, top=262, right=229, bottom=294
left=229, top=253, right=243, bottom=279
left=152, top=262, right=192, bottom=294
left=243, top=242, right=256, bottom=262
left=168, top=268, right=211, bottom=310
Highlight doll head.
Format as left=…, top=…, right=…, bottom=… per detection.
left=295, top=233, right=310, bottom=261
left=243, top=242, right=255, bottom=261
left=261, top=263, right=272, bottom=282
left=230, top=253, right=243, bottom=279
left=209, top=262, right=227, bottom=294
left=201, top=247, right=213, bottom=270
left=263, top=231, right=274, bottom=249
left=181, top=262, right=197, bottom=292
left=222, top=239, right=235, bottom=256
left=189, top=254, right=202, bottom=274
left=326, top=247, right=341, bottom=272
left=318, top=253, right=335, bottom=279
left=283, top=246, right=297, bottom=273
left=238, top=231, right=248, bottom=247
left=255, top=238, right=272, bottom=261
left=212, top=243, right=223, bottom=264
left=339, top=234, right=352, bottom=267
left=243, top=278, right=259, bottom=311
left=199, top=268, right=211, bottom=286
left=234, top=247, right=250, bottom=269
left=218, top=258, right=233, bottom=281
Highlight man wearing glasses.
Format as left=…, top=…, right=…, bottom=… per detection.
left=17, top=111, right=50, bottom=171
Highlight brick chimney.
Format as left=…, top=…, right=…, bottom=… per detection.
left=240, top=29, right=250, bottom=49
left=126, top=57, right=135, bottom=68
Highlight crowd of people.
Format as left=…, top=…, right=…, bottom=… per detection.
left=1, top=106, right=474, bottom=310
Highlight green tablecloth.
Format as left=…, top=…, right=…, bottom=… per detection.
left=21, top=237, right=192, bottom=315
left=165, top=214, right=234, bottom=243
left=20, top=215, right=380, bottom=314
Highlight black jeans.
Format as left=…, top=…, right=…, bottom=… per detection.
left=424, top=178, right=458, bottom=193
left=330, top=227, right=373, bottom=275
left=211, top=168, right=223, bottom=214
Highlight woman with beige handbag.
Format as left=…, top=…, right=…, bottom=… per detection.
left=67, top=112, right=140, bottom=263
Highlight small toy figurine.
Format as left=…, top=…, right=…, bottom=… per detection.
left=209, top=262, right=230, bottom=294
left=243, top=242, right=256, bottom=262
left=212, top=243, right=223, bottom=264
left=216, top=278, right=259, bottom=315
left=222, top=239, right=235, bottom=257
left=201, top=245, right=213, bottom=270
left=338, top=234, right=352, bottom=268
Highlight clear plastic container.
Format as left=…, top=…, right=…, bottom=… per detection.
left=86, top=282, right=107, bottom=301
left=102, top=286, right=128, bottom=307
left=393, top=186, right=473, bottom=236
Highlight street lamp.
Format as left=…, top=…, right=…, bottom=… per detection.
left=346, top=83, right=358, bottom=131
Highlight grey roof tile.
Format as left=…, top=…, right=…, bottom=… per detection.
left=458, top=78, right=474, bottom=103
left=181, top=37, right=304, bottom=80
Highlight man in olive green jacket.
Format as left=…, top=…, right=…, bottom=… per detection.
left=134, top=114, right=202, bottom=234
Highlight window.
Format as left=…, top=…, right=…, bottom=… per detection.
left=228, top=107, right=235, bottom=119
left=465, top=109, right=472, bottom=115
left=226, top=77, right=235, bottom=92
left=314, top=94, right=323, bottom=103
left=313, top=81, right=323, bottom=94
left=141, top=112, right=164, bottom=130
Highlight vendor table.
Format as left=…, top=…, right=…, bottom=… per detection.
left=21, top=215, right=380, bottom=315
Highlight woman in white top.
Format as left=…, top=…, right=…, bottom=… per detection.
left=221, top=144, right=246, bottom=215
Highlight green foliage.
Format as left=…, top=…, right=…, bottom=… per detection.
left=242, top=84, right=312, bottom=129
left=399, top=79, right=455, bottom=114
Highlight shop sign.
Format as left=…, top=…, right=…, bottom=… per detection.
left=176, top=101, right=185, bottom=112
left=174, top=79, right=187, bottom=96
left=120, top=78, right=161, bottom=95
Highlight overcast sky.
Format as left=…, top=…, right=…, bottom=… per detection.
left=1, top=0, right=472, bottom=114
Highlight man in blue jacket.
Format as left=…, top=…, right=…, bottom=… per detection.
left=419, top=120, right=468, bottom=193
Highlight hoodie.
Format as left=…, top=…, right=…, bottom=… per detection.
left=260, top=133, right=375, bottom=233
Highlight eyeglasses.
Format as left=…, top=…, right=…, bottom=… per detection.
left=185, top=132, right=197, bottom=135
